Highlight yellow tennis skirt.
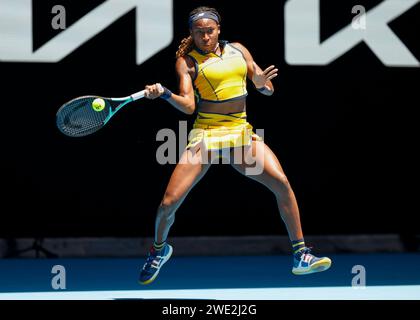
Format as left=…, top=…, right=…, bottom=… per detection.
left=186, top=111, right=263, bottom=151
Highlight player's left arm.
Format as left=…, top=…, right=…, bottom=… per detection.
left=231, top=42, right=278, bottom=96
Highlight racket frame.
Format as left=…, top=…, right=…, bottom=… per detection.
left=103, top=89, right=146, bottom=125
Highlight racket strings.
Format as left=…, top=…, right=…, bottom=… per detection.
left=56, top=96, right=119, bottom=137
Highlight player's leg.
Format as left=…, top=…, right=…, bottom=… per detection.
left=140, top=145, right=213, bottom=284
left=230, top=139, right=331, bottom=275
left=155, top=145, right=213, bottom=244
left=230, top=139, right=303, bottom=240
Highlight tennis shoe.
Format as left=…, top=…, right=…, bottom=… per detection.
left=139, top=243, right=173, bottom=285
left=292, top=247, right=331, bottom=275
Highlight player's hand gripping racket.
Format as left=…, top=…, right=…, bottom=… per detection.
left=56, top=90, right=146, bottom=137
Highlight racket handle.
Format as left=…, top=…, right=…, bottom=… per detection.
left=130, top=90, right=146, bottom=101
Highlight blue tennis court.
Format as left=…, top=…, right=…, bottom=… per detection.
left=1, top=253, right=419, bottom=300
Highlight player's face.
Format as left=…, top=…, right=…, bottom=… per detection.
left=191, top=19, right=220, bottom=53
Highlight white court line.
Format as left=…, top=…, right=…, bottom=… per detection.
left=1, top=285, right=420, bottom=300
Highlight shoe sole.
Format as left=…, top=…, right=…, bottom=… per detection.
left=292, top=258, right=332, bottom=275
left=139, top=245, right=173, bottom=285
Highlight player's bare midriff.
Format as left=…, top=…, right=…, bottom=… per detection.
left=197, top=97, right=246, bottom=114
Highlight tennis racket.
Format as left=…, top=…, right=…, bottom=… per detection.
left=56, top=90, right=146, bottom=137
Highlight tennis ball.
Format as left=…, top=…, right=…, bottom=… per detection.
left=92, top=98, right=105, bottom=112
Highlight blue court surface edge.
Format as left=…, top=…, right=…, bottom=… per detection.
left=0, top=253, right=419, bottom=300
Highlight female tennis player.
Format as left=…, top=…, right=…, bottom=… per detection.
left=139, top=6, right=331, bottom=285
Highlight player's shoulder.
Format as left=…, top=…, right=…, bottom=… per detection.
left=228, top=42, right=252, bottom=60
left=176, top=55, right=195, bottom=72
left=229, top=42, right=247, bottom=52
left=177, top=54, right=195, bottom=65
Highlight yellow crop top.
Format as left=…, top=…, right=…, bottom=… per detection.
left=187, top=41, right=248, bottom=103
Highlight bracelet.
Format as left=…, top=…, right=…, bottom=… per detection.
left=256, top=86, right=266, bottom=92
left=160, top=86, right=172, bottom=100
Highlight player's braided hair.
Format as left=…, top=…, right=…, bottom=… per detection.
left=176, top=7, right=221, bottom=58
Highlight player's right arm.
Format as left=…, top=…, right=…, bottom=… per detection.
left=144, top=56, right=196, bottom=115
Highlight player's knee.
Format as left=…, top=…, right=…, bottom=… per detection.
left=272, top=173, right=291, bottom=193
left=160, top=191, right=182, bottom=210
